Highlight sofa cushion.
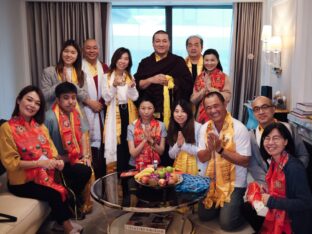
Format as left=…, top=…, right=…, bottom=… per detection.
left=0, top=192, right=50, bottom=234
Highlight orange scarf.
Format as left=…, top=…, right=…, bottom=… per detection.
left=194, top=69, right=226, bottom=124
left=260, top=152, right=292, bottom=234
left=133, top=118, right=161, bottom=168
left=52, top=103, right=83, bottom=165
left=8, top=116, right=67, bottom=201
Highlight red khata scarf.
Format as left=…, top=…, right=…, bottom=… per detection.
left=194, top=69, right=226, bottom=123
left=260, top=151, right=292, bottom=234
left=52, top=103, right=83, bottom=165
left=133, top=118, right=161, bottom=168
left=8, top=116, right=67, bottom=201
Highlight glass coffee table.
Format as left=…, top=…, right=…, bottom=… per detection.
left=91, top=172, right=205, bottom=233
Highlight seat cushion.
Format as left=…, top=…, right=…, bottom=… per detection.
left=0, top=192, right=50, bottom=234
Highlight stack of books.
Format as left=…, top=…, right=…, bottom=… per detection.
left=290, top=102, right=312, bottom=120
left=124, top=212, right=173, bottom=234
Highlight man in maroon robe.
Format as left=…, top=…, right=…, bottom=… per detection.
left=134, top=30, right=194, bottom=166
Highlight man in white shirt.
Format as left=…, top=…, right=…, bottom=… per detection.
left=197, top=91, right=251, bottom=231
left=82, top=39, right=109, bottom=178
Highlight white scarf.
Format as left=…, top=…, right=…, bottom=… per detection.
left=82, top=59, right=105, bottom=148
left=103, top=71, right=118, bottom=164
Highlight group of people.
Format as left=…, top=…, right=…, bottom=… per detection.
left=0, top=29, right=311, bottom=234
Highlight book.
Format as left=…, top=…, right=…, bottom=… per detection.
left=292, top=108, right=312, bottom=116
left=296, top=103, right=312, bottom=112
left=125, top=212, right=173, bottom=234
left=290, top=111, right=312, bottom=120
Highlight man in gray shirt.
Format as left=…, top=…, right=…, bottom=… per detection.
left=248, top=96, right=310, bottom=184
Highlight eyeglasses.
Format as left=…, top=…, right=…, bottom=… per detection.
left=263, top=136, right=284, bottom=143
left=252, top=104, right=273, bottom=113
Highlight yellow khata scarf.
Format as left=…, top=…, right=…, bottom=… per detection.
left=185, top=56, right=203, bottom=77
left=87, top=62, right=97, bottom=77
left=103, top=73, right=138, bottom=144
left=163, top=75, right=174, bottom=129
left=154, top=54, right=174, bottom=129
left=174, top=151, right=198, bottom=175
left=203, top=112, right=236, bottom=208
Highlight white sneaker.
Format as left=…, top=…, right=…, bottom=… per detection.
left=69, top=221, right=83, bottom=232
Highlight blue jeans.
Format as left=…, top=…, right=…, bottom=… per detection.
left=198, top=187, right=246, bottom=231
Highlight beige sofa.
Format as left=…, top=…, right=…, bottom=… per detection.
left=0, top=173, right=50, bottom=234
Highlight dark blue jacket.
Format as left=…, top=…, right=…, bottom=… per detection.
left=267, top=156, right=312, bottom=234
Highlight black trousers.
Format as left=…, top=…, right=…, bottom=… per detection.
left=242, top=202, right=264, bottom=233
left=91, top=144, right=106, bottom=179
left=8, top=182, right=71, bottom=224
left=117, top=105, right=131, bottom=173
left=62, top=162, right=92, bottom=203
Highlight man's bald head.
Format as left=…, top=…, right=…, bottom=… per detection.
left=83, top=39, right=99, bottom=64
left=252, top=96, right=273, bottom=108
left=252, top=96, right=275, bottom=128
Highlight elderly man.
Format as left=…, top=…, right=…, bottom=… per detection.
left=248, top=96, right=310, bottom=184
left=197, top=92, right=251, bottom=231
left=82, top=38, right=109, bottom=179
left=185, top=35, right=204, bottom=80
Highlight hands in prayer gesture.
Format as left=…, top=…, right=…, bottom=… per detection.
left=113, top=74, right=126, bottom=87
left=177, top=131, right=185, bottom=148
left=205, top=132, right=222, bottom=154
left=143, top=124, right=155, bottom=146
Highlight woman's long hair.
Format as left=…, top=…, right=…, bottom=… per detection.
left=109, top=47, right=133, bottom=76
left=203, top=48, right=223, bottom=71
left=167, top=99, right=195, bottom=146
left=260, top=122, right=295, bottom=165
left=56, top=39, right=84, bottom=87
left=12, top=85, right=46, bottom=124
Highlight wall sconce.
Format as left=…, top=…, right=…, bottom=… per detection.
left=261, top=25, right=282, bottom=76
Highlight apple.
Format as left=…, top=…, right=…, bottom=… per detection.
left=158, top=178, right=167, bottom=187
left=166, top=166, right=173, bottom=173
left=158, top=170, right=165, bottom=179
left=140, top=175, right=150, bottom=184
left=169, top=173, right=178, bottom=183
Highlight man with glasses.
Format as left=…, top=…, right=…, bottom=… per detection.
left=248, top=96, right=309, bottom=184
left=197, top=92, right=251, bottom=231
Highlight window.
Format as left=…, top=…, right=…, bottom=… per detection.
left=111, top=6, right=233, bottom=74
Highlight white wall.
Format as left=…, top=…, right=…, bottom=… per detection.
left=264, top=0, right=312, bottom=108
left=0, top=0, right=30, bottom=119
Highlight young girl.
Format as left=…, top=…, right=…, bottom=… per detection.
left=167, top=99, right=202, bottom=175
left=127, top=97, right=167, bottom=169
left=190, top=48, right=231, bottom=124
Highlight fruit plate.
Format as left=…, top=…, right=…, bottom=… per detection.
left=135, top=174, right=183, bottom=189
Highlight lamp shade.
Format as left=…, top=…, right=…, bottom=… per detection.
left=261, top=25, right=272, bottom=42
left=269, top=36, right=282, bottom=52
